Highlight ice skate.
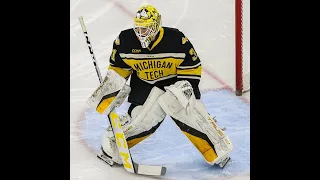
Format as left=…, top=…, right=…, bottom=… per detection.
left=97, top=147, right=115, bottom=166
left=212, top=136, right=234, bottom=168
left=217, top=156, right=231, bottom=168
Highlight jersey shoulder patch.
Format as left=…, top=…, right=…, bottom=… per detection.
left=162, top=27, right=189, bottom=45
left=114, top=35, right=120, bottom=45
left=182, top=36, right=189, bottom=45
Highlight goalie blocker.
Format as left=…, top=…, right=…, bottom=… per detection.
left=157, top=81, right=234, bottom=168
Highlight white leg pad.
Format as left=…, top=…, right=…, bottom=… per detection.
left=157, top=81, right=234, bottom=165
left=101, top=87, right=167, bottom=164
left=122, top=87, right=167, bottom=138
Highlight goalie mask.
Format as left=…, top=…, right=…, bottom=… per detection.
left=133, top=5, right=162, bottom=48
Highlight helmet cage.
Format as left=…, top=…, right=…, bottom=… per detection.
left=133, top=18, right=161, bottom=48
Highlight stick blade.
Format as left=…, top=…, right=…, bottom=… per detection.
left=133, top=162, right=166, bottom=176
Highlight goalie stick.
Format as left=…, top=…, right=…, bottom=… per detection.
left=78, top=16, right=166, bottom=176
left=78, top=16, right=103, bottom=83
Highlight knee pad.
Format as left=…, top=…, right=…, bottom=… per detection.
left=120, top=87, right=167, bottom=148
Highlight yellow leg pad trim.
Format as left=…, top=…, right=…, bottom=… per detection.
left=183, top=132, right=218, bottom=163
left=96, top=96, right=116, bottom=114
left=127, top=134, right=151, bottom=149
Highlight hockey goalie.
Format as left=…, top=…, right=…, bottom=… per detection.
left=87, top=4, right=234, bottom=169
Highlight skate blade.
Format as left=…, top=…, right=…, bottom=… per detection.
left=218, top=157, right=231, bottom=168
left=97, top=153, right=114, bottom=166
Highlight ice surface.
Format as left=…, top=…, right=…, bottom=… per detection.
left=81, top=89, right=249, bottom=180
left=70, top=0, right=250, bottom=179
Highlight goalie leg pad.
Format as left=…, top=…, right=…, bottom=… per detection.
left=158, top=81, right=234, bottom=166
left=123, top=87, right=167, bottom=148
left=101, top=87, right=167, bottom=164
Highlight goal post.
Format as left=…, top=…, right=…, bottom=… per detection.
left=235, top=0, right=250, bottom=96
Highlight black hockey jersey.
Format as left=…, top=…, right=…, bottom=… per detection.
left=108, top=27, right=202, bottom=105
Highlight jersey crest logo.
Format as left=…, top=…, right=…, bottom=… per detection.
left=182, top=37, right=188, bottom=44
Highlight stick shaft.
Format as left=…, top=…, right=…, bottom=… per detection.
left=78, top=16, right=103, bottom=83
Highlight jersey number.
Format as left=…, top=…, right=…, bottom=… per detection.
left=111, top=49, right=117, bottom=61
left=189, top=48, right=198, bottom=61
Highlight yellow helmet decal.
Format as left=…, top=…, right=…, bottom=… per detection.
left=133, top=5, right=162, bottom=48
left=134, top=5, right=160, bottom=26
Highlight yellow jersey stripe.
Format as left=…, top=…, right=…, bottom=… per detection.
left=108, top=65, right=132, bottom=79
left=177, top=65, right=202, bottom=76
left=148, top=28, right=164, bottom=51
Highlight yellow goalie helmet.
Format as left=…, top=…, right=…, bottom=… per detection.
left=133, top=5, right=162, bottom=48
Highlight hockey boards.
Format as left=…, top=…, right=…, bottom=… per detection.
left=108, top=110, right=166, bottom=176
